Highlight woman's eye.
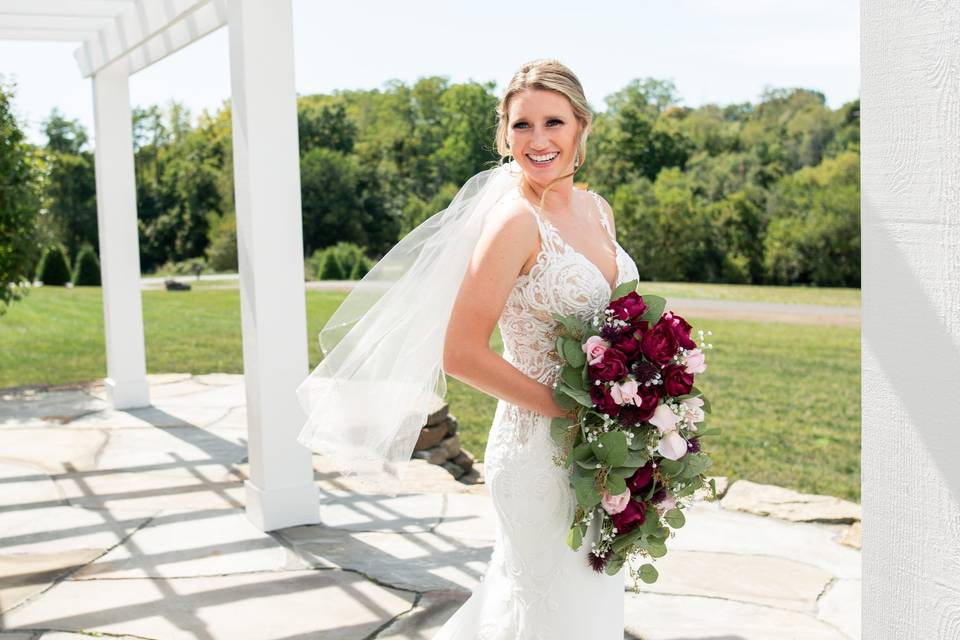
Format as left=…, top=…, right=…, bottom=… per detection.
left=513, top=120, right=562, bottom=129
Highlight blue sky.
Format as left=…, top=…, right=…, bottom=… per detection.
left=0, top=0, right=859, bottom=146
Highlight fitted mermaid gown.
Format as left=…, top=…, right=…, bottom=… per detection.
left=433, top=186, right=641, bottom=640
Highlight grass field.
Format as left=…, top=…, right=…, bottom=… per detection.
left=0, top=283, right=861, bottom=502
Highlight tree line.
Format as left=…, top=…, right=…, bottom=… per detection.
left=0, top=75, right=859, bottom=314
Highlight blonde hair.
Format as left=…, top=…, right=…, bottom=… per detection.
left=494, top=59, right=593, bottom=209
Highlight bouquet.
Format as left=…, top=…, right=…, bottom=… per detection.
left=548, top=278, right=719, bottom=590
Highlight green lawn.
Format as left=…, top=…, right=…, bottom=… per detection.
left=0, top=283, right=861, bottom=502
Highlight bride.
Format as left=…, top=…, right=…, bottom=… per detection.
left=435, top=59, right=638, bottom=639
left=296, top=59, right=639, bottom=639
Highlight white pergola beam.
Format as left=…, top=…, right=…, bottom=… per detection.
left=0, top=13, right=113, bottom=31
left=75, top=0, right=226, bottom=77
left=0, top=27, right=98, bottom=40
left=0, top=0, right=132, bottom=18
left=91, top=58, right=150, bottom=411
left=227, top=0, right=318, bottom=532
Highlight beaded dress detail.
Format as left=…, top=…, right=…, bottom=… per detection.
left=433, top=187, right=641, bottom=640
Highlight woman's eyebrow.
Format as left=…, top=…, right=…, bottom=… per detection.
left=513, top=114, right=566, bottom=121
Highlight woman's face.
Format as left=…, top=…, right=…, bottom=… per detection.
left=506, top=88, right=581, bottom=188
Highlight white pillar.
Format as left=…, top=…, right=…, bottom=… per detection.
left=862, top=0, right=960, bottom=635
left=91, top=59, right=150, bottom=410
left=227, top=0, right=319, bottom=531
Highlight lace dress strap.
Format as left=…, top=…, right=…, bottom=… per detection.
left=513, top=186, right=564, bottom=254
left=588, top=190, right=615, bottom=242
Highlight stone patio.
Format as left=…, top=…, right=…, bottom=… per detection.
left=0, top=374, right=861, bottom=639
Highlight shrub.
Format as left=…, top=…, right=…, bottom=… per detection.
left=35, top=244, right=72, bottom=286
left=205, top=212, right=238, bottom=272
left=71, top=244, right=101, bottom=286
left=307, top=241, right=371, bottom=280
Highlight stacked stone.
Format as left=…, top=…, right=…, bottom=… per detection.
left=411, top=396, right=476, bottom=480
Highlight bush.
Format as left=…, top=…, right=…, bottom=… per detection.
left=307, top=241, right=371, bottom=280
left=155, top=256, right=209, bottom=277
left=35, top=244, right=72, bottom=286
left=205, top=211, right=238, bottom=272
left=72, top=244, right=101, bottom=286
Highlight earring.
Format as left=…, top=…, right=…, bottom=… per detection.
left=574, top=151, right=581, bottom=169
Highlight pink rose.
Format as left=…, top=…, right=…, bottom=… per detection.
left=582, top=335, right=609, bottom=366
left=609, top=379, right=640, bottom=406
left=649, top=403, right=681, bottom=435
left=657, top=430, right=688, bottom=460
left=682, top=397, right=705, bottom=430
left=684, top=348, right=706, bottom=374
left=601, top=488, right=631, bottom=515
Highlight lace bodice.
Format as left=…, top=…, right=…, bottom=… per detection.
left=494, top=186, right=640, bottom=442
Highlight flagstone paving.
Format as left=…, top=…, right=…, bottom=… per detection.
left=0, top=374, right=861, bottom=639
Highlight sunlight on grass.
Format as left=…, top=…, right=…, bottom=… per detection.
left=0, top=282, right=860, bottom=501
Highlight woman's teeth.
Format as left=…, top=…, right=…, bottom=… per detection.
left=527, top=152, right=559, bottom=165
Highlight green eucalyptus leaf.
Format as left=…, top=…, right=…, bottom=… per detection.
left=611, top=279, right=638, bottom=300
left=561, top=365, right=586, bottom=391
left=638, top=563, right=659, bottom=584
left=562, top=339, right=587, bottom=368
left=567, top=524, right=583, bottom=550
left=604, top=553, right=625, bottom=576
left=590, top=431, right=628, bottom=468
left=664, top=508, right=685, bottom=529
left=646, top=538, right=667, bottom=558
left=605, top=473, right=627, bottom=496
left=639, top=294, right=666, bottom=324
left=551, top=384, right=577, bottom=411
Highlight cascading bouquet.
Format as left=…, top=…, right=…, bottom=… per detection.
left=549, top=278, right=719, bottom=590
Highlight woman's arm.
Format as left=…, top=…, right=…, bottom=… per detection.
left=443, top=198, right=570, bottom=419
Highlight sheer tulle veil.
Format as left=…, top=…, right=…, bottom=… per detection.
left=295, top=159, right=525, bottom=495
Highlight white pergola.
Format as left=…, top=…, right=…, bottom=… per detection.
left=0, top=0, right=319, bottom=532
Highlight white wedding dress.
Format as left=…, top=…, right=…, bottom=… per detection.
left=434, top=186, right=640, bottom=639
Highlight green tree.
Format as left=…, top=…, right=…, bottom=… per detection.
left=40, top=109, right=98, bottom=261
left=72, top=243, right=101, bottom=286
left=0, top=78, right=40, bottom=314
left=36, top=244, right=71, bottom=286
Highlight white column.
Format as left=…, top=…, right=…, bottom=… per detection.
left=91, top=58, right=150, bottom=410
left=227, top=0, right=319, bottom=531
left=862, top=0, right=960, bottom=635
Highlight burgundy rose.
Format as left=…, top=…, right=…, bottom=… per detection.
left=663, top=311, right=697, bottom=350
left=687, top=437, right=701, bottom=453
left=632, top=383, right=661, bottom=422
left=608, top=291, right=648, bottom=322
left=612, top=331, right=641, bottom=358
left=627, top=459, right=655, bottom=494
left=611, top=498, right=647, bottom=535
left=641, top=320, right=678, bottom=366
left=589, top=383, right=621, bottom=417
left=630, top=317, right=650, bottom=333
left=650, top=487, right=667, bottom=504
left=588, top=348, right=629, bottom=383
left=662, top=363, right=694, bottom=396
